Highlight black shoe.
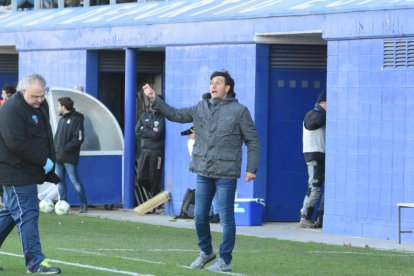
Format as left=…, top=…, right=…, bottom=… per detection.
left=146, top=208, right=156, bottom=214
left=78, top=204, right=88, bottom=213
left=154, top=206, right=164, bottom=215
left=209, top=214, right=220, bottom=223
left=28, top=259, right=61, bottom=274
left=314, top=217, right=323, bottom=228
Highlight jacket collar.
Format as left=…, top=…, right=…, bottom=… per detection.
left=62, top=108, right=75, bottom=118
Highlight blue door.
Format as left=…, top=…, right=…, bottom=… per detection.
left=266, top=44, right=326, bottom=221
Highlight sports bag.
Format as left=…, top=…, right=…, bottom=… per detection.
left=176, top=188, right=195, bottom=219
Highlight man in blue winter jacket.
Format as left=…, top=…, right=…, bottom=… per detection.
left=0, top=74, right=61, bottom=274
left=54, top=97, right=88, bottom=213
left=143, top=70, right=259, bottom=272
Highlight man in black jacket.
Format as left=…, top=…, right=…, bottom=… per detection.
left=0, top=85, right=16, bottom=206
left=0, top=74, right=61, bottom=274
left=54, top=97, right=88, bottom=213
left=135, top=102, right=165, bottom=200
left=299, top=91, right=326, bottom=229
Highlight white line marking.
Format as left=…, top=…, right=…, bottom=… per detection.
left=57, top=248, right=245, bottom=275
left=92, top=248, right=199, bottom=252
left=148, top=249, right=199, bottom=252
left=96, top=248, right=137, bottom=251
left=308, top=251, right=414, bottom=257
left=56, top=248, right=164, bottom=264
left=0, top=250, right=152, bottom=276
left=179, top=265, right=245, bottom=276
left=49, top=259, right=152, bottom=276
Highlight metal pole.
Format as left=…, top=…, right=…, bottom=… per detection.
left=398, top=206, right=401, bottom=244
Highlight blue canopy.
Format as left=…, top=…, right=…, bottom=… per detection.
left=0, top=0, right=412, bottom=32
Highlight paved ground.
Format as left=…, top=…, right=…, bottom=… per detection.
left=77, top=207, right=414, bottom=253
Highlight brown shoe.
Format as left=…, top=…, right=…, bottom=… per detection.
left=299, top=219, right=314, bottom=228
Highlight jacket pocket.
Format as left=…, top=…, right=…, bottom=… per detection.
left=215, top=148, right=240, bottom=176
left=27, top=122, right=38, bottom=138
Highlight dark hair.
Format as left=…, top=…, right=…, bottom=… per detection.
left=316, top=90, right=326, bottom=103
left=58, top=97, right=74, bottom=111
left=2, top=85, right=16, bottom=97
left=210, top=70, right=236, bottom=98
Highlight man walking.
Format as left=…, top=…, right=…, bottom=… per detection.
left=0, top=74, right=61, bottom=274
left=143, top=70, right=259, bottom=272
left=0, top=85, right=16, bottom=206
left=54, top=97, right=88, bottom=213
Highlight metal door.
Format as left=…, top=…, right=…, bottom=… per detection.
left=267, top=44, right=326, bottom=221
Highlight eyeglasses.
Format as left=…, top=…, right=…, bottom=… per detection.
left=31, top=95, right=46, bottom=101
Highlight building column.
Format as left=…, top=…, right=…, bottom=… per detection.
left=123, top=48, right=137, bottom=208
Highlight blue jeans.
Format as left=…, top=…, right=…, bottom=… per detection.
left=194, top=175, right=237, bottom=265
left=55, top=163, right=87, bottom=206
left=209, top=193, right=219, bottom=216
left=0, top=184, right=45, bottom=271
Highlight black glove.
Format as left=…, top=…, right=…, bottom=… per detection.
left=45, top=172, right=61, bottom=184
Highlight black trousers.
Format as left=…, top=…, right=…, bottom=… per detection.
left=136, top=151, right=163, bottom=197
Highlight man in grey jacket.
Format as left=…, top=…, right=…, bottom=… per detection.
left=143, top=70, right=259, bottom=272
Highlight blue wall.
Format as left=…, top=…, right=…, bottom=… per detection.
left=324, top=38, right=414, bottom=240
left=19, top=50, right=88, bottom=90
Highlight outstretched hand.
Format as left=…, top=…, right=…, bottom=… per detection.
left=142, top=84, right=156, bottom=102
left=245, top=172, right=256, bottom=182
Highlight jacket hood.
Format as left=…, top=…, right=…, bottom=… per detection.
left=201, top=91, right=236, bottom=101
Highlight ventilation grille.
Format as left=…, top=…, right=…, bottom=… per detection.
left=99, top=50, right=165, bottom=73
left=384, top=40, right=414, bottom=69
left=270, top=44, right=327, bottom=70
left=0, top=54, right=18, bottom=73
